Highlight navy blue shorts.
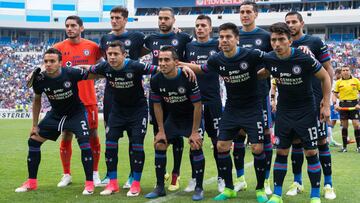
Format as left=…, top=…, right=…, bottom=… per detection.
left=38, top=109, right=90, bottom=141
left=261, top=96, right=272, bottom=129
left=274, top=109, right=318, bottom=150
left=106, top=105, right=148, bottom=144
left=202, top=101, right=222, bottom=138
left=218, top=105, right=265, bottom=144
left=149, top=98, right=168, bottom=133
left=164, top=115, right=203, bottom=144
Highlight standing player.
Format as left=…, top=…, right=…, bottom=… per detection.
left=235, top=1, right=273, bottom=194
left=53, top=15, right=102, bottom=187
left=258, top=22, right=331, bottom=203
left=84, top=41, right=157, bottom=197
left=99, top=6, right=147, bottom=188
left=144, top=7, right=193, bottom=191
left=183, top=14, right=224, bottom=193
left=180, top=23, right=269, bottom=202
left=285, top=11, right=336, bottom=199
left=145, top=46, right=204, bottom=201
left=328, top=68, right=342, bottom=146
left=333, top=66, right=360, bottom=152
left=15, top=48, right=94, bottom=195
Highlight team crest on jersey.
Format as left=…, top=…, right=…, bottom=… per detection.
left=209, top=50, right=217, bottom=55
left=126, top=72, right=134, bottom=79
left=124, top=39, right=132, bottom=46
left=240, top=62, right=248, bottom=70
left=83, top=49, right=90, bottom=56
left=178, top=86, right=186, bottom=94
left=292, top=65, right=302, bottom=75
left=105, top=126, right=110, bottom=134
left=171, top=39, right=179, bottom=46
left=65, top=61, right=72, bottom=67
left=63, top=81, right=72, bottom=88
left=255, top=39, right=262, bottom=46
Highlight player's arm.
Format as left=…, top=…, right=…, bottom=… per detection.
left=322, top=60, right=334, bottom=85
left=77, top=64, right=105, bottom=79
left=189, top=101, right=202, bottom=150
left=257, top=68, right=271, bottom=79
left=153, top=102, right=167, bottom=146
left=178, top=62, right=203, bottom=74
left=315, top=67, right=331, bottom=122
left=31, top=94, right=42, bottom=136
left=270, top=79, right=277, bottom=112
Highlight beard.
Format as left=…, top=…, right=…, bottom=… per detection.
left=159, top=25, right=172, bottom=32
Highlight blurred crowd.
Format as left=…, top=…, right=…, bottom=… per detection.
left=1, top=40, right=359, bottom=112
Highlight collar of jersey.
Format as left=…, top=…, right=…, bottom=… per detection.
left=111, top=31, right=129, bottom=38
left=193, top=38, right=215, bottom=46
left=223, top=47, right=241, bottom=59
left=164, top=68, right=181, bottom=80
left=293, top=34, right=306, bottom=43
left=341, top=75, right=352, bottom=80
left=157, top=31, right=175, bottom=37
left=240, top=27, right=259, bottom=34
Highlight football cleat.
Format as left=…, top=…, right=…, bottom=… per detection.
left=57, top=174, right=72, bottom=187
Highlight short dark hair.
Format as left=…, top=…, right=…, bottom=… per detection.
left=159, top=7, right=175, bottom=17
left=106, top=40, right=126, bottom=53
left=44, top=48, right=62, bottom=61
left=110, top=6, right=129, bottom=18
left=285, top=11, right=303, bottom=22
left=219, top=23, right=239, bottom=37
left=335, top=68, right=342, bottom=74
left=196, top=14, right=212, bottom=26
left=159, top=45, right=178, bottom=60
left=269, top=22, right=292, bottom=39
left=65, top=15, right=83, bottom=27
left=240, top=1, right=258, bottom=13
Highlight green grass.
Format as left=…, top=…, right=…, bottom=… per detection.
left=0, top=119, right=360, bottom=203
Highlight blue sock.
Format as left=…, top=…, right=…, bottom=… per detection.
left=273, top=154, right=288, bottom=196
left=306, top=155, right=321, bottom=198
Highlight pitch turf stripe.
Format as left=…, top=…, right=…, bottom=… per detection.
left=145, top=161, right=254, bottom=203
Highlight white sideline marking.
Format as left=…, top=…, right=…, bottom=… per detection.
left=145, top=161, right=254, bottom=203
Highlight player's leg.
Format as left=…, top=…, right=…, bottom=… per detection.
left=69, top=111, right=94, bottom=195
left=286, top=140, right=304, bottom=196
left=127, top=109, right=148, bottom=197
left=233, top=133, right=247, bottom=192
left=168, top=136, right=183, bottom=191
left=263, top=97, right=273, bottom=195
left=340, top=116, right=349, bottom=152
left=58, top=130, right=73, bottom=187
left=189, top=135, right=205, bottom=201
left=15, top=135, right=47, bottom=192
left=86, top=104, right=102, bottom=187
left=100, top=86, right=112, bottom=185
left=328, top=105, right=341, bottom=146
left=350, top=109, right=360, bottom=152
left=304, top=148, right=322, bottom=203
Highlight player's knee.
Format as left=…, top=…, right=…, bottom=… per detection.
left=292, top=138, right=301, bottom=144
left=155, top=142, right=167, bottom=150
left=276, top=148, right=289, bottom=156
left=251, top=143, right=263, bottom=154
left=62, top=131, right=73, bottom=141
left=304, top=149, right=317, bottom=156
left=318, top=138, right=327, bottom=145
left=28, top=137, right=43, bottom=148
left=217, top=141, right=231, bottom=152
left=76, top=136, right=90, bottom=146
left=239, top=129, right=246, bottom=137
left=89, top=129, right=98, bottom=137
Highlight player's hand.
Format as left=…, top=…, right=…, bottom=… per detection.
left=298, top=46, right=313, bottom=56
left=320, top=104, right=330, bottom=122
left=173, top=27, right=182, bottom=33
left=334, top=104, right=340, bottom=111
left=355, top=104, right=360, bottom=110
left=271, top=100, right=277, bottom=112
left=189, top=131, right=202, bottom=150
left=30, top=126, right=40, bottom=137
left=154, top=131, right=167, bottom=147
left=182, top=66, right=196, bottom=82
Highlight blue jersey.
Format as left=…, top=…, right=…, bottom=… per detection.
left=264, top=48, right=322, bottom=111
left=99, top=31, right=145, bottom=60
left=239, top=27, right=272, bottom=99
left=89, top=59, right=157, bottom=107
left=292, top=34, right=330, bottom=107
left=150, top=69, right=201, bottom=120
left=185, top=39, right=221, bottom=104
left=144, top=32, right=193, bottom=65
left=33, top=67, right=88, bottom=116
left=201, top=47, right=264, bottom=108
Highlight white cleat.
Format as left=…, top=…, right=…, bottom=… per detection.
left=93, top=171, right=102, bottom=187
left=234, top=176, right=247, bottom=192
left=217, top=177, right=225, bottom=193
left=57, top=174, right=72, bottom=187
left=184, top=178, right=196, bottom=192
left=264, top=179, right=273, bottom=195
left=286, top=182, right=304, bottom=196
left=82, top=189, right=94, bottom=195
left=123, top=177, right=132, bottom=189
left=324, top=184, right=336, bottom=200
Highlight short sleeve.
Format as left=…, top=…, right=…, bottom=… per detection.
left=357, top=78, right=360, bottom=91
left=134, top=61, right=158, bottom=75
left=310, top=56, right=322, bottom=74
left=187, top=79, right=201, bottom=103
left=89, top=61, right=108, bottom=76
left=317, top=39, right=330, bottom=63
left=150, top=77, right=162, bottom=103
left=201, top=55, right=217, bottom=73
left=32, top=79, right=43, bottom=95
left=68, top=67, right=89, bottom=82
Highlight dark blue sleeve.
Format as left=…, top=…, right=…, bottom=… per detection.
left=144, top=36, right=151, bottom=50
left=187, top=79, right=201, bottom=103
left=32, top=80, right=42, bottom=95
left=133, top=61, right=158, bottom=75
left=201, top=55, right=217, bottom=73
left=150, top=77, right=161, bottom=103
left=89, top=61, right=108, bottom=76
left=99, top=35, right=107, bottom=53
left=316, top=39, right=330, bottom=63
left=68, top=67, right=89, bottom=82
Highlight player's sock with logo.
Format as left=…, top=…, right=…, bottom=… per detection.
left=342, top=128, right=348, bottom=149
left=306, top=155, right=321, bottom=199
left=89, top=136, right=101, bottom=172
left=78, top=139, right=93, bottom=181
left=60, top=139, right=72, bottom=174
left=189, top=153, right=195, bottom=179
left=273, top=154, right=288, bottom=196
left=191, top=149, right=205, bottom=189
left=28, top=138, right=43, bottom=179
left=105, top=140, right=118, bottom=181
left=129, top=142, right=133, bottom=177
left=217, top=150, right=234, bottom=189
left=233, top=136, right=246, bottom=178
left=172, top=137, right=183, bottom=184
left=131, top=143, right=145, bottom=182
left=318, top=143, right=332, bottom=186
left=355, top=129, right=360, bottom=148
left=253, top=152, right=266, bottom=189
left=211, top=137, right=221, bottom=178
left=155, top=150, right=167, bottom=187
left=264, top=133, right=273, bottom=180
left=291, top=143, right=303, bottom=185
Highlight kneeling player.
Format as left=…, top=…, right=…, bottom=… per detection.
left=15, top=48, right=94, bottom=195
left=145, top=46, right=205, bottom=201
